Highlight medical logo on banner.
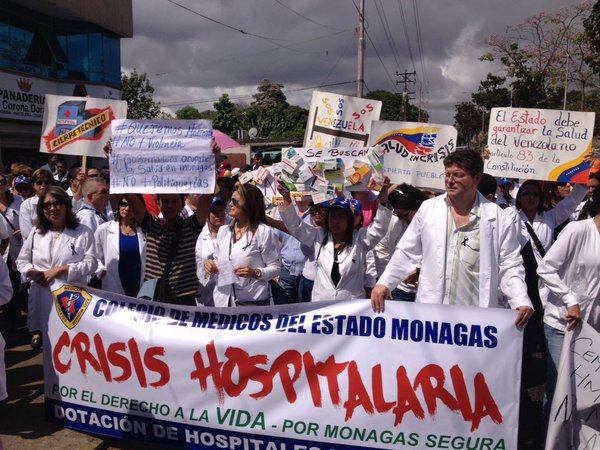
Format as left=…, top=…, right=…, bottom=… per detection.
left=40, top=94, right=127, bottom=157
left=108, top=119, right=215, bottom=194
left=545, top=323, right=600, bottom=450
left=44, top=280, right=523, bottom=450
left=486, top=108, right=596, bottom=183
left=304, top=91, right=382, bottom=148
left=368, top=120, right=458, bottom=190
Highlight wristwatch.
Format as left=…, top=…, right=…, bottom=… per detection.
left=254, top=268, right=262, bottom=279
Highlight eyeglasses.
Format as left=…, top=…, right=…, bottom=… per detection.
left=119, top=201, right=129, bottom=208
left=230, top=198, right=240, bottom=207
left=43, top=200, right=64, bottom=210
left=0, top=179, right=7, bottom=185
left=35, top=180, right=50, bottom=186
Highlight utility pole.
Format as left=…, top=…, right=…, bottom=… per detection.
left=356, top=0, right=365, bottom=98
left=396, top=70, right=416, bottom=121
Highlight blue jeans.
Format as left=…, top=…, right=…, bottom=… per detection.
left=275, top=267, right=301, bottom=304
left=543, top=323, right=565, bottom=430
left=390, top=288, right=416, bottom=302
left=299, top=276, right=314, bottom=303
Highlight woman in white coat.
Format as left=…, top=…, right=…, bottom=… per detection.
left=18, top=168, right=53, bottom=241
left=204, top=184, right=280, bottom=307
left=278, top=180, right=391, bottom=302
left=94, top=195, right=146, bottom=297
left=16, top=186, right=97, bottom=349
left=537, top=185, right=600, bottom=424
left=195, top=196, right=227, bottom=306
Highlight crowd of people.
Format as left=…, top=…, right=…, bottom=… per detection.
left=0, top=146, right=599, bottom=447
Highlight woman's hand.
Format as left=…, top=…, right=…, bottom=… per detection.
left=40, top=266, right=68, bottom=287
left=277, top=179, right=293, bottom=206
left=27, top=269, right=46, bottom=285
left=565, top=304, right=582, bottom=331
left=103, top=139, right=112, bottom=157
left=12, top=229, right=22, bottom=240
left=378, top=176, right=391, bottom=206
left=204, top=259, right=219, bottom=276
left=234, top=265, right=257, bottom=278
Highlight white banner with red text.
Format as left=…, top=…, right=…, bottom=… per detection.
left=43, top=281, right=522, bottom=450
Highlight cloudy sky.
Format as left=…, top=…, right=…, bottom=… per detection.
left=121, top=0, right=582, bottom=127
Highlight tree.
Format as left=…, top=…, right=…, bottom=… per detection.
left=454, top=102, right=485, bottom=147
left=252, top=79, right=287, bottom=108
left=120, top=69, right=161, bottom=119
left=471, top=74, right=511, bottom=110
left=481, top=2, right=597, bottom=109
left=584, top=0, right=600, bottom=73
left=213, top=94, right=240, bottom=135
left=365, top=90, right=429, bottom=121
left=175, top=106, right=202, bottom=120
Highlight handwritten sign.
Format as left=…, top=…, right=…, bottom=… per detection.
left=44, top=281, right=522, bottom=450
left=545, top=323, right=600, bottom=449
left=40, top=94, right=127, bottom=157
left=304, top=91, right=381, bottom=148
left=368, top=121, right=457, bottom=189
left=109, top=119, right=215, bottom=194
left=486, top=108, right=595, bottom=183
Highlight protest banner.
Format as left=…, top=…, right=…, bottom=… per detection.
left=545, top=322, right=600, bottom=450
left=368, top=121, right=458, bottom=190
left=486, top=108, right=595, bottom=183
left=108, top=119, right=215, bottom=194
left=44, top=281, right=522, bottom=450
left=40, top=94, right=127, bottom=157
left=304, top=91, right=381, bottom=148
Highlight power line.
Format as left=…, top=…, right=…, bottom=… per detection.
left=272, top=0, right=346, bottom=31
left=374, top=0, right=402, bottom=71
left=161, top=80, right=357, bottom=108
left=412, top=0, right=429, bottom=90
left=397, top=0, right=416, bottom=72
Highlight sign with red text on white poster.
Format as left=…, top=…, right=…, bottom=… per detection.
left=43, top=281, right=522, bottom=450
left=304, top=91, right=381, bottom=148
left=486, top=108, right=595, bottom=184
left=368, top=121, right=458, bottom=190
left=40, top=94, right=127, bottom=157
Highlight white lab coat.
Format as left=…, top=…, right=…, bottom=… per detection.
left=0, top=258, right=14, bottom=400
left=378, top=193, right=532, bottom=310
left=195, top=225, right=218, bottom=306
left=0, top=195, right=23, bottom=270
left=18, top=195, right=38, bottom=243
left=16, top=224, right=97, bottom=331
left=94, top=220, right=146, bottom=296
left=280, top=203, right=392, bottom=301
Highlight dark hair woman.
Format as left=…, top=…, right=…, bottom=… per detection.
left=277, top=178, right=392, bottom=301
left=18, top=168, right=53, bottom=241
left=204, top=183, right=280, bottom=307
left=16, top=186, right=97, bottom=349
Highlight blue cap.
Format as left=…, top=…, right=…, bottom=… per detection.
left=13, top=175, right=30, bottom=186
left=321, top=197, right=352, bottom=211
left=210, top=196, right=226, bottom=210
left=498, top=178, right=512, bottom=187
left=349, top=199, right=362, bottom=215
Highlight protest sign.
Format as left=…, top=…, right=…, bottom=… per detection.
left=545, top=323, right=600, bottom=450
left=40, top=94, right=127, bottom=157
left=486, top=108, right=595, bottom=183
left=108, top=119, right=215, bottom=194
left=368, top=121, right=458, bottom=189
left=44, top=281, right=522, bottom=450
left=304, top=91, right=381, bottom=148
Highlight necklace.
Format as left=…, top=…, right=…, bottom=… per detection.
left=235, top=226, right=247, bottom=241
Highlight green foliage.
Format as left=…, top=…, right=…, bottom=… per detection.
left=213, top=94, right=240, bottom=135
left=120, top=69, right=161, bottom=119
left=471, top=74, right=511, bottom=110
left=454, top=102, right=485, bottom=147
left=175, top=106, right=202, bottom=120
left=584, top=0, right=600, bottom=73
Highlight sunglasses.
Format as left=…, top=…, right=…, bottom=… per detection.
left=310, top=207, right=325, bottom=216
left=43, top=200, right=64, bottom=209
left=230, top=198, right=240, bottom=207
left=35, top=180, right=50, bottom=186
left=0, top=179, right=7, bottom=185
left=119, top=201, right=129, bottom=207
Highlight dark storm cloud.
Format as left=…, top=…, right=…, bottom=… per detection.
left=122, top=0, right=583, bottom=123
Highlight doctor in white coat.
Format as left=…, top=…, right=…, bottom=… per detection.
left=16, top=186, right=97, bottom=349
left=278, top=179, right=392, bottom=302
left=95, top=195, right=146, bottom=296
left=372, top=149, right=533, bottom=327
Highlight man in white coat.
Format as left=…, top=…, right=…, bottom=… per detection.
left=371, top=149, right=533, bottom=328
left=76, top=177, right=111, bottom=231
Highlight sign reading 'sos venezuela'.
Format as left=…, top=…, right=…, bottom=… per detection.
left=40, top=94, right=127, bottom=157
left=43, top=280, right=522, bottom=450
left=369, top=120, right=458, bottom=189
left=304, top=91, right=381, bottom=148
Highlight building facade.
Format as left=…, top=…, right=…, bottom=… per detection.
left=0, top=0, right=132, bottom=167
